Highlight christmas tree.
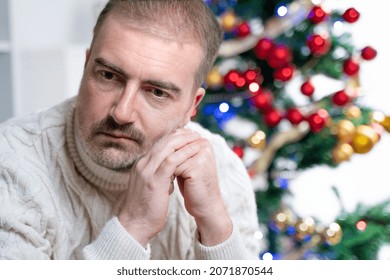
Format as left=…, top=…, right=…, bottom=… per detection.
left=197, top=0, right=390, bottom=259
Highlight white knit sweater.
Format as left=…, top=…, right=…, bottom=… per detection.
left=0, top=97, right=261, bottom=260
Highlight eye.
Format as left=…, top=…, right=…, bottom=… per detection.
left=152, top=88, right=168, bottom=98
left=101, top=70, right=115, bottom=80
left=144, top=87, right=169, bottom=99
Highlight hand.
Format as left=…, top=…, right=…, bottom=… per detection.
left=174, top=138, right=233, bottom=246
left=117, top=129, right=201, bottom=247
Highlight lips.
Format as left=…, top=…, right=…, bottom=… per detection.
left=105, top=132, right=131, bottom=139
left=100, top=132, right=139, bottom=143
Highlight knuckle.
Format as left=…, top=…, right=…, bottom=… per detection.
left=164, top=154, right=176, bottom=166
left=199, top=139, right=214, bottom=154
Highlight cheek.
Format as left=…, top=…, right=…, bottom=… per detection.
left=143, top=115, right=172, bottom=139
left=144, top=108, right=188, bottom=139
left=77, top=78, right=110, bottom=129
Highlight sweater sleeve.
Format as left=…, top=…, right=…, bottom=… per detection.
left=0, top=155, right=54, bottom=260
left=194, top=222, right=248, bottom=259
left=82, top=217, right=150, bottom=260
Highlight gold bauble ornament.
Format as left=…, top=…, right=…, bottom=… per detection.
left=295, top=217, right=316, bottom=240
left=344, top=105, right=362, bottom=119
left=221, top=11, right=237, bottom=31
left=380, top=116, right=390, bottom=133
left=335, top=119, right=356, bottom=142
left=206, top=67, right=223, bottom=88
left=322, top=223, right=342, bottom=245
left=351, top=125, right=379, bottom=154
left=273, top=209, right=293, bottom=230
left=332, top=143, right=354, bottom=163
left=248, top=130, right=266, bottom=149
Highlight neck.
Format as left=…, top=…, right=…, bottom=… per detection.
left=66, top=103, right=130, bottom=192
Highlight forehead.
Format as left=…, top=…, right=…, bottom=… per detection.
left=92, top=14, right=204, bottom=90
left=102, top=4, right=205, bottom=46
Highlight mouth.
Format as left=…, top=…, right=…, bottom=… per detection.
left=99, top=132, right=140, bottom=144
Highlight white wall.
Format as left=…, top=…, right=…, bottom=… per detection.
left=9, top=0, right=106, bottom=115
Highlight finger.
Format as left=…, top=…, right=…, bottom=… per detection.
left=174, top=139, right=215, bottom=179
left=138, top=129, right=196, bottom=168
left=154, top=141, right=201, bottom=180
left=138, top=129, right=200, bottom=172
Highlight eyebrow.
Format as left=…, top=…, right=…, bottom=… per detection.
left=94, top=57, right=129, bottom=79
left=144, top=79, right=182, bottom=95
left=94, top=57, right=182, bottom=95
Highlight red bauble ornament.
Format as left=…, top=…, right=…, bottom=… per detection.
left=264, top=109, right=282, bottom=127
left=361, top=46, right=377, bottom=60
left=235, top=76, right=246, bottom=88
left=237, top=21, right=251, bottom=37
left=254, top=38, right=274, bottom=60
left=267, top=45, right=293, bottom=69
left=343, top=8, right=360, bottom=23
left=232, top=145, right=244, bottom=159
left=308, top=6, right=327, bottom=24
left=306, top=33, right=331, bottom=57
left=286, top=108, right=304, bottom=125
left=244, top=69, right=257, bottom=82
left=343, top=58, right=360, bottom=76
left=251, top=89, right=273, bottom=111
left=274, top=64, right=295, bottom=82
left=224, top=69, right=240, bottom=87
left=332, top=90, right=350, bottom=106
left=244, top=68, right=263, bottom=85
left=307, top=112, right=326, bottom=133
left=300, top=80, right=315, bottom=97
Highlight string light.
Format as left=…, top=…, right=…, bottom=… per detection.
left=333, top=20, right=343, bottom=29
left=219, top=102, right=230, bottom=113
left=277, top=5, right=288, bottom=17
left=311, top=0, right=322, bottom=5
left=286, top=225, right=296, bottom=235
left=254, top=231, right=264, bottom=240
left=262, top=252, right=274, bottom=260
left=249, top=82, right=260, bottom=93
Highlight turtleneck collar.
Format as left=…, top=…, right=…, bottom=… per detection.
left=66, top=100, right=130, bottom=192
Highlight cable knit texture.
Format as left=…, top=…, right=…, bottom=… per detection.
left=0, top=97, right=260, bottom=260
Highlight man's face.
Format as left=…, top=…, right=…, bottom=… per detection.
left=76, top=15, right=205, bottom=171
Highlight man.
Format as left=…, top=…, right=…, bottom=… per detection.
left=0, top=0, right=260, bottom=259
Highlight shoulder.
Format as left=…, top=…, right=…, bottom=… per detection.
left=0, top=98, right=75, bottom=151
left=0, top=98, right=76, bottom=187
left=0, top=98, right=76, bottom=209
left=185, top=121, right=216, bottom=138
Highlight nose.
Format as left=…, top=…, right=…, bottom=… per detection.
left=110, top=82, right=139, bottom=125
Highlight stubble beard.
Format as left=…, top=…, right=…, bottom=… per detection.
left=88, top=141, right=141, bottom=172
left=81, top=116, right=147, bottom=172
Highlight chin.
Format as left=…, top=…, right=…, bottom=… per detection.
left=91, top=146, right=141, bottom=171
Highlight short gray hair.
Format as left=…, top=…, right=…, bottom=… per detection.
left=91, top=0, right=223, bottom=88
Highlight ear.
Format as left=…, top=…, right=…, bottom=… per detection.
left=193, top=87, right=206, bottom=109
left=183, top=87, right=205, bottom=124
left=84, top=49, right=91, bottom=69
